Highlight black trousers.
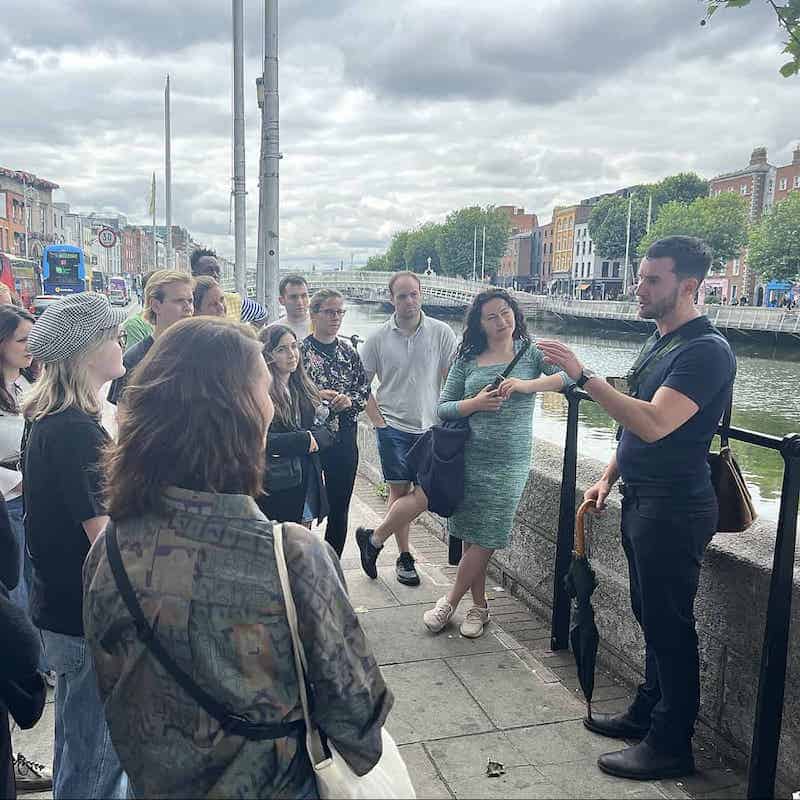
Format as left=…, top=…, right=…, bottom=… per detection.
left=320, top=425, right=359, bottom=557
left=620, top=483, right=717, bottom=756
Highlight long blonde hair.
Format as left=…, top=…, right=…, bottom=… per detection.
left=23, top=327, right=118, bottom=421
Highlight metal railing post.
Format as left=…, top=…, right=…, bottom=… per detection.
left=747, top=433, right=800, bottom=800
left=550, top=387, right=582, bottom=650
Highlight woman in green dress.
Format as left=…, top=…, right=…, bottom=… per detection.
left=423, top=289, right=569, bottom=639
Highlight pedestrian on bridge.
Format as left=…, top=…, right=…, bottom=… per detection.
left=356, top=271, right=458, bottom=587
left=538, top=235, right=737, bottom=782
left=302, top=289, right=370, bottom=557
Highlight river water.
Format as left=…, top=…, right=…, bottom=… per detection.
left=340, top=303, right=800, bottom=524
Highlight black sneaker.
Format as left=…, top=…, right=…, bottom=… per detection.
left=356, top=527, right=382, bottom=579
left=396, top=552, right=420, bottom=586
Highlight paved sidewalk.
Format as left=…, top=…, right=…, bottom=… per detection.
left=11, top=476, right=747, bottom=799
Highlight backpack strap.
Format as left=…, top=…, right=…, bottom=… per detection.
left=104, top=526, right=305, bottom=741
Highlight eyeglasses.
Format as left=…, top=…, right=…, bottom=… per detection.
left=319, top=309, right=347, bottom=319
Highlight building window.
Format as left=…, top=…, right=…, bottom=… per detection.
left=780, top=178, right=788, bottom=190
left=601, top=261, right=609, bottom=278
left=794, top=176, right=800, bottom=188
left=740, top=184, right=748, bottom=195
left=733, top=258, right=740, bottom=276
left=612, top=262, right=620, bottom=278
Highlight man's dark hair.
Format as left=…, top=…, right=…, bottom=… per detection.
left=190, top=247, right=218, bottom=274
left=645, top=236, right=712, bottom=284
left=388, top=270, right=422, bottom=297
left=278, top=274, right=309, bottom=296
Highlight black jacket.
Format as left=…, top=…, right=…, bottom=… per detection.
left=258, top=403, right=333, bottom=524
left=1, top=495, right=46, bottom=800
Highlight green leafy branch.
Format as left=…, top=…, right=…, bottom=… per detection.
left=703, top=0, right=800, bottom=76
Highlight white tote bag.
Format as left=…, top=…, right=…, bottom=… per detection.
left=273, top=524, right=416, bottom=800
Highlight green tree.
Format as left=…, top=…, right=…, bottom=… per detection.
left=638, top=193, right=749, bottom=267
left=588, top=195, right=649, bottom=260
left=703, top=1, right=800, bottom=77
left=649, top=173, right=710, bottom=211
left=404, top=222, right=442, bottom=271
left=385, top=230, right=410, bottom=271
left=435, top=206, right=511, bottom=278
left=747, top=192, right=800, bottom=281
left=365, top=253, right=388, bottom=271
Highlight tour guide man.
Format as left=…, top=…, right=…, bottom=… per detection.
left=538, top=235, right=736, bottom=782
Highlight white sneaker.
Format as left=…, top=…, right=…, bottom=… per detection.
left=460, top=604, right=490, bottom=638
left=423, top=596, right=455, bottom=633
left=13, top=753, right=53, bottom=792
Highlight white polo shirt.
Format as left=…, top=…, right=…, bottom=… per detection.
left=360, top=312, right=458, bottom=434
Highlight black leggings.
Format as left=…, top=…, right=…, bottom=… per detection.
left=320, top=425, right=359, bottom=557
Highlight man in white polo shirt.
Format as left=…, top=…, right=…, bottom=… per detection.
left=356, top=271, right=457, bottom=586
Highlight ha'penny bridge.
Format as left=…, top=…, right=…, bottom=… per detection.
left=288, top=270, right=800, bottom=341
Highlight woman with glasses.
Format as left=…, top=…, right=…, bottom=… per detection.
left=23, top=292, right=129, bottom=799
left=301, top=290, right=369, bottom=557
left=258, top=324, right=333, bottom=527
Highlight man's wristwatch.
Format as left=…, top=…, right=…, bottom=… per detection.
left=575, top=368, right=598, bottom=389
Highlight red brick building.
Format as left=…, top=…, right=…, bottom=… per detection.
left=774, top=144, right=800, bottom=204
left=497, top=206, right=538, bottom=235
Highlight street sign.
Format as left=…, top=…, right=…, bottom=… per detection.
left=98, top=227, right=117, bottom=248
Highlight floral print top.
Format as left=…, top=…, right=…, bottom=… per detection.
left=300, top=336, right=370, bottom=430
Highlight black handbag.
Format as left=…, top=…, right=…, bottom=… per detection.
left=104, top=526, right=305, bottom=741
left=708, top=395, right=757, bottom=533
left=267, top=454, right=303, bottom=492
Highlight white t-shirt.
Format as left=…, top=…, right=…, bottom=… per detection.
left=360, top=312, right=458, bottom=434
left=0, top=374, right=32, bottom=500
left=274, top=313, right=312, bottom=340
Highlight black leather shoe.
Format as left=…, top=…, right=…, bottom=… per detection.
left=597, top=741, right=694, bottom=781
left=583, top=711, right=649, bottom=740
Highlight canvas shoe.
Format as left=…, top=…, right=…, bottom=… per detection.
left=355, top=527, right=382, bottom=579
left=460, top=604, right=490, bottom=638
left=13, top=753, right=53, bottom=793
left=423, top=596, right=455, bottom=633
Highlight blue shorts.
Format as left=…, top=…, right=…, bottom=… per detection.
left=376, top=425, right=423, bottom=484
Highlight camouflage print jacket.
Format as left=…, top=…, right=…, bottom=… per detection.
left=83, top=487, right=392, bottom=800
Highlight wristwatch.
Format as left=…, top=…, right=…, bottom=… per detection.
left=575, top=368, right=598, bottom=389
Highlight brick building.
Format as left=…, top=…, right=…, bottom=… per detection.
left=0, top=167, right=61, bottom=259
left=774, top=144, right=800, bottom=204
left=537, top=222, right=554, bottom=291
left=497, top=205, right=538, bottom=235
left=550, top=204, right=590, bottom=295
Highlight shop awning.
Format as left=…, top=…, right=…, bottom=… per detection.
left=578, top=283, right=591, bottom=290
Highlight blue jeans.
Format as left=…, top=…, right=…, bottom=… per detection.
left=376, top=425, right=423, bottom=483
left=41, top=630, right=128, bottom=799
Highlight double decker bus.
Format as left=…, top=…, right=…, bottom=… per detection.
left=41, top=245, right=86, bottom=296
left=91, top=269, right=108, bottom=295
left=0, top=253, right=41, bottom=311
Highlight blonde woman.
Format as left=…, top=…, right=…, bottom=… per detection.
left=23, top=292, right=128, bottom=799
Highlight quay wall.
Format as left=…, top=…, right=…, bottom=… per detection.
left=356, top=422, right=800, bottom=790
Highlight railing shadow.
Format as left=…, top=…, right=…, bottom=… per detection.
left=550, top=386, right=800, bottom=800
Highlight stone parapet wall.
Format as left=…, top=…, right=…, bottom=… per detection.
left=356, top=422, right=800, bottom=790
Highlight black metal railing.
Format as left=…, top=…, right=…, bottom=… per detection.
left=549, top=386, right=800, bottom=800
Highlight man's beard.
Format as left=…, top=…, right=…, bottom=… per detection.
left=639, top=287, right=680, bottom=320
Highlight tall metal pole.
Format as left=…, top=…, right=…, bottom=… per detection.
left=472, top=225, right=477, bottom=281
left=257, top=0, right=280, bottom=320
left=165, top=74, right=173, bottom=270
left=622, top=193, right=633, bottom=296
left=232, top=0, right=247, bottom=296
left=481, top=224, right=486, bottom=281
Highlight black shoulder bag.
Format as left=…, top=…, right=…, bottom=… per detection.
left=104, top=527, right=305, bottom=741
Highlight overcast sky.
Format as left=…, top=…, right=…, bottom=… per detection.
left=2, top=0, right=797, bottom=268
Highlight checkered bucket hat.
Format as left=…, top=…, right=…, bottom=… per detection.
left=28, top=292, right=128, bottom=364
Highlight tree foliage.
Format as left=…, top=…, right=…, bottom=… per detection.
left=638, top=193, right=749, bottom=267
left=704, top=0, right=800, bottom=77
left=372, top=206, right=511, bottom=279
left=588, top=195, right=649, bottom=260
left=747, top=192, right=800, bottom=281
left=649, top=173, right=710, bottom=210
left=365, top=254, right=388, bottom=271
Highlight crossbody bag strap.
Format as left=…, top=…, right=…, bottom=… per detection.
left=719, top=390, right=733, bottom=450
left=273, top=523, right=330, bottom=766
left=104, top=527, right=304, bottom=741
left=502, top=340, right=531, bottom=379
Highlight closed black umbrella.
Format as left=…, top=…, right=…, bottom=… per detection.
left=564, top=499, right=600, bottom=720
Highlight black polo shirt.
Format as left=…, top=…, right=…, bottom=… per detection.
left=616, top=316, right=736, bottom=488
left=107, top=334, right=154, bottom=405
left=25, top=407, right=109, bottom=636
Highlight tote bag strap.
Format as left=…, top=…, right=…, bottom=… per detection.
left=719, top=390, right=733, bottom=450
left=273, top=523, right=330, bottom=767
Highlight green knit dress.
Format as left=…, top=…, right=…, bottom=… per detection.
left=438, top=340, right=567, bottom=550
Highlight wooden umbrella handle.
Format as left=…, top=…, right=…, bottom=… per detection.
left=575, top=499, right=597, bottom=558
